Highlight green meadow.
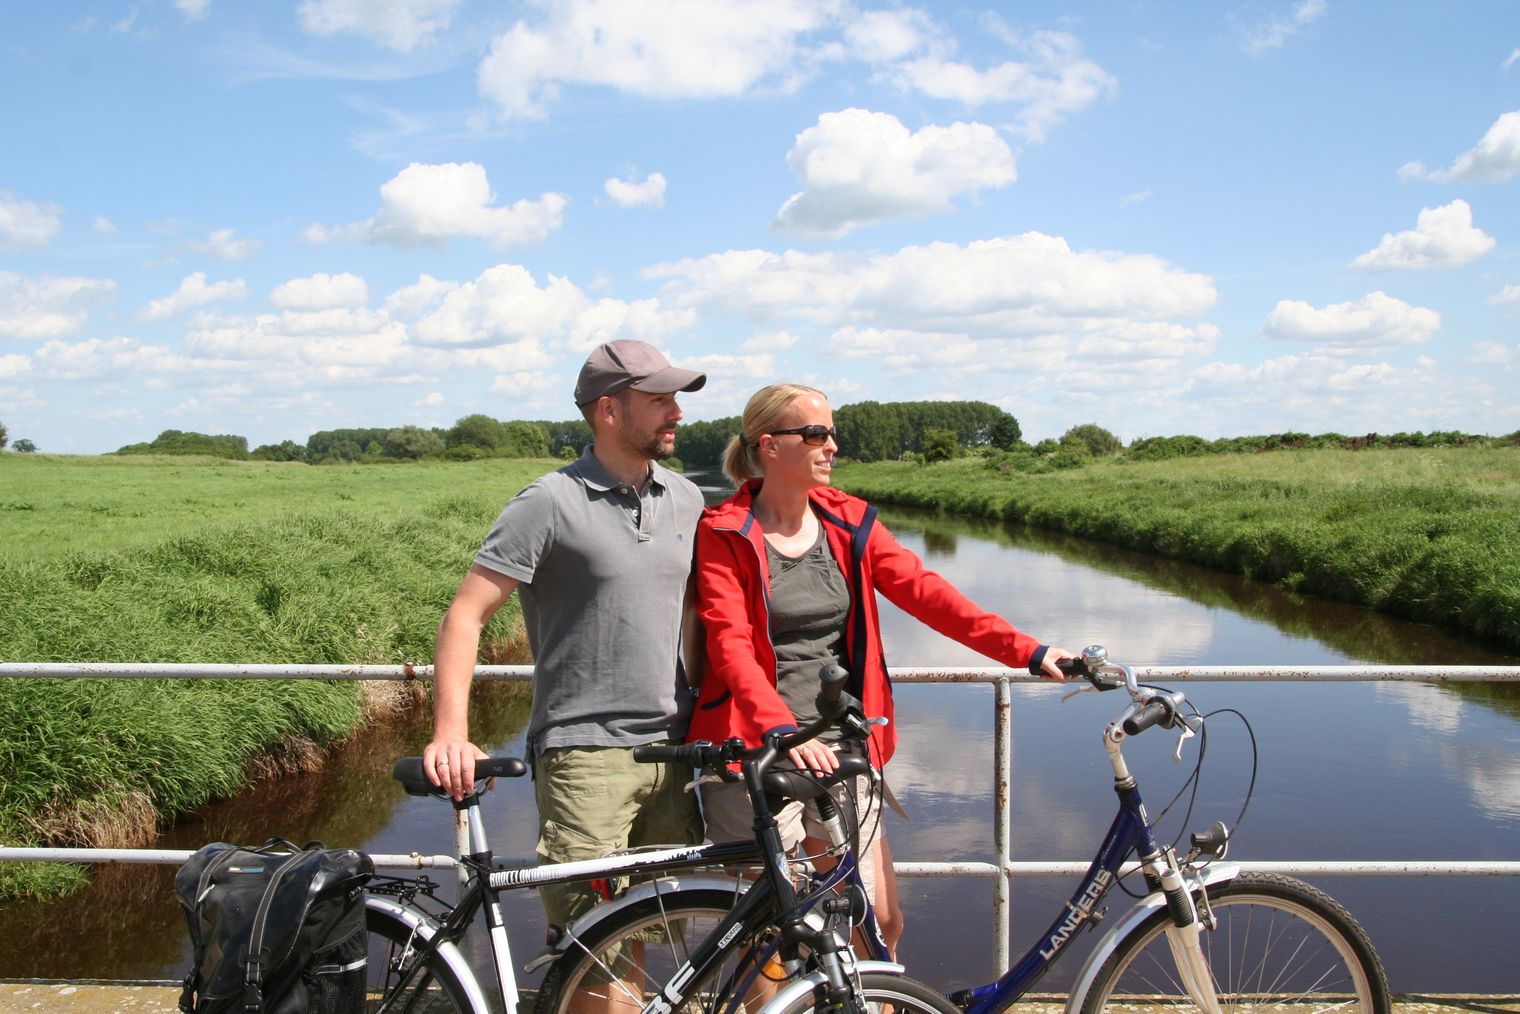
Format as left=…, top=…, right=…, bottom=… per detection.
left=0, top=453, right=554, bottom=898
left=833, top=444, right=1520, bottom=651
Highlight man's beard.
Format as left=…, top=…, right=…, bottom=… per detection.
left=622, top=423, right=674, bottom=461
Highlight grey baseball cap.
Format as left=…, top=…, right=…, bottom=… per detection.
left=574, top=340, right=706, bottom=406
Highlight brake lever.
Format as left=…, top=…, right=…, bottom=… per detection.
left=1171, top=724, right=1196, bottom=763
left=1060, top=684, right=1099, bottom=704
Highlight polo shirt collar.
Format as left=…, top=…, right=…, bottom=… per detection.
left=572, top=445, right=669, bottom=493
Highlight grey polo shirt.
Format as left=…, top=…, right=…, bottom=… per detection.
left=474, top=448, right=704, bottom=754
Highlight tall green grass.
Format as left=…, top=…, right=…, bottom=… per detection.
left=835, top=446, right=1520, bottom=650
left=0, top=455, right=555, bottom=898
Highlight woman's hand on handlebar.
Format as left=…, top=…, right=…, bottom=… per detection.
left=788, top=738, right=840, bottom=776
left=1039, top=646, right=1078, bottom=681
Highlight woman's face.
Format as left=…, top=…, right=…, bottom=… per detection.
left=760, top=393, right=837, bottom=489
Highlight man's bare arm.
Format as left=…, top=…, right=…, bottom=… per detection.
left=426, top=564, right=520, bottom=799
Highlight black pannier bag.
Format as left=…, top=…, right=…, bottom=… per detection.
left=175, top=838, right=375, bottom=1013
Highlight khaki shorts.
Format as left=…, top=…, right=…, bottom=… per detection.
left=532, top=743, right=703, bottom=929
left=698, top=755, right=886, bottom=905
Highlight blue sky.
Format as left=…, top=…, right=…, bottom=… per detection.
left=3, top=1, right=1518, bottom=455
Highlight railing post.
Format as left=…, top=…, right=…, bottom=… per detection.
left=994, top=675, right=1013, bottom=973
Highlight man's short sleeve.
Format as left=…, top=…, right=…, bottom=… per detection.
left=474, top=478, right=558, bottom=584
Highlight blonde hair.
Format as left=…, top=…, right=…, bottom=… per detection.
left=720, top=383, right=828, bottom=487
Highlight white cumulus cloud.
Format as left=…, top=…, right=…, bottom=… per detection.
left=175, top=0, right=210, bottom=19
left=651, top=233, right=1216, bottom=337
left=191, top=228, right=264, bottom=260
left=304, top=162, right=568, bottom=249
left=890, top=26, right=1116, bottom=141
left=138, top=272, right=249, bottom=323
left=0, top=270, right=118, bottom=341
left=30, top=336, right=186, bottom=381
left=842, top=8, right=937, bottom=63
left=774, top=108, right=1016, bottom=236
left=1351, top=199, right=1494, bottom=270
left=1490, top=284, right=1520, bottom=307
left=0, top=192, right=63, bottom=251
left=0, top=353, right=31, bottom=379
left=1470, top=341, right=1518, bottom=366
left=1399, top=111, right=1520, bottom=183
left=270, top=272, right=370, bottom=310
left=297, top=0, right=459, bottom=52
left=477, top=0, right=836, bottom=119
left=1243, top=0, right=1326, bottom=56
left=604, top=171, right=667, bottom=208
left=411, top=263, right=692, bottom=350
left=1260, top=291, right=1441, bottom=352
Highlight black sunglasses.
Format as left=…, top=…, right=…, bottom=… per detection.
left=767, top=424, right=837, bottom=446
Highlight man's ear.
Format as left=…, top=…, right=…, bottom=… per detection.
left=594, top=394, right=618, bottom=429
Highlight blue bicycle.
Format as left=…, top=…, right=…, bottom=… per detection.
left=666, top=645, right=1393, bottom=1014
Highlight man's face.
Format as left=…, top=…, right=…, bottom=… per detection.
left=614, top=389, right=683, bottom=461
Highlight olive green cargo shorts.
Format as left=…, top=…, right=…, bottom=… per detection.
left=532, top=743, right=703, bottom=929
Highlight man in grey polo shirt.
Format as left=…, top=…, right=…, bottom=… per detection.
left=425, top=339, right=707, bottom=929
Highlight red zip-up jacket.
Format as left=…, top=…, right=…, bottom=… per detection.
left=688, top=482, right=1049, bottom=766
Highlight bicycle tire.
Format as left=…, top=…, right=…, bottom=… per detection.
left=1079, top=871, right=1391, bottom=1014
left=772, top=972, right=960, bottom=1014
left=366, top=909, right=474, bottom=1014
left=534, top=887, right=775, bottom=1014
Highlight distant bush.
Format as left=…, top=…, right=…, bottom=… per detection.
left=251, top=440, right=306, bottom=462
left=382, top=425, right=445, bottom=460
left=1125, top=435, right=1213, bottom=460
left=118, top=430, right=249, bottom=459
left=921, top=427, right=961, bottom=463
left=1062, top=423, right=1122, bottom=456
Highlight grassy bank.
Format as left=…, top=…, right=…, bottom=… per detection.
left=0, top=454, right=554, bottom=898
left=833, top=445, right=1520, bottom=651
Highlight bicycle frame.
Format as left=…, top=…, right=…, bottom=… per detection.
left=367, top=820, right=762, bottom=1013
left=953, top=771, right=1228, bottom=1014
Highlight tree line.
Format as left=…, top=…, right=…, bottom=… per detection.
left=78, top=409, right=1520, bottom=469
left=104, top=400, right=1026, bottom=468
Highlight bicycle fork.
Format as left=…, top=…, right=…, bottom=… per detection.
left=1145, top=848, right=1222, bottom=1014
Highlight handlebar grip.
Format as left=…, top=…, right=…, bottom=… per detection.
left=1056, top=656, right=1089, bottom=678
left=633, top=743, right=697, bottom=764
left=1122, top=699, right=1172, bottom=736
left=814, top=663, right=849, bottom=713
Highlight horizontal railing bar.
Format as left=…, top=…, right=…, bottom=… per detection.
left=5, top=848, right=1517, bottom=879
left=5, top=662, right=1519, bottom=682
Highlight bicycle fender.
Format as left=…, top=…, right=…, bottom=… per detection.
left=526, top=874, right=753, bottom=971
left=1064, top=862, right=1240, bottom=1014
left=753, top=961, right=907, bottom=1014
left=365, top=894, right=494, bottom=1014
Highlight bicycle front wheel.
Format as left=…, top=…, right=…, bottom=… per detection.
left=1080, top=872, right=1391, bottom=1014
left=772, top=972, right=960, bottom=1014
left=534, top=887, right=774, bottom=1014
left=366, top=909, right=474, bottom=1014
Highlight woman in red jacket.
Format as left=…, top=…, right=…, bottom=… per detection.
left=691, top=383, right=1072, bottom=956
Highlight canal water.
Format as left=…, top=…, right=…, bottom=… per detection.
left=2, top=498, right=1516, bottom=996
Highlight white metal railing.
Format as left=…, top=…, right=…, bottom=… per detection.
left=3, top=662, right=1520, bottom=972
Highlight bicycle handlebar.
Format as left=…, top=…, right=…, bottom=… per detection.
left=633, top=663, right=859, bottom=770
left=1122, top=697, right=1174, bottom=735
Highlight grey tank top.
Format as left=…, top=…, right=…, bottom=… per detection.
left=766, top=524, right=850, bottom=736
